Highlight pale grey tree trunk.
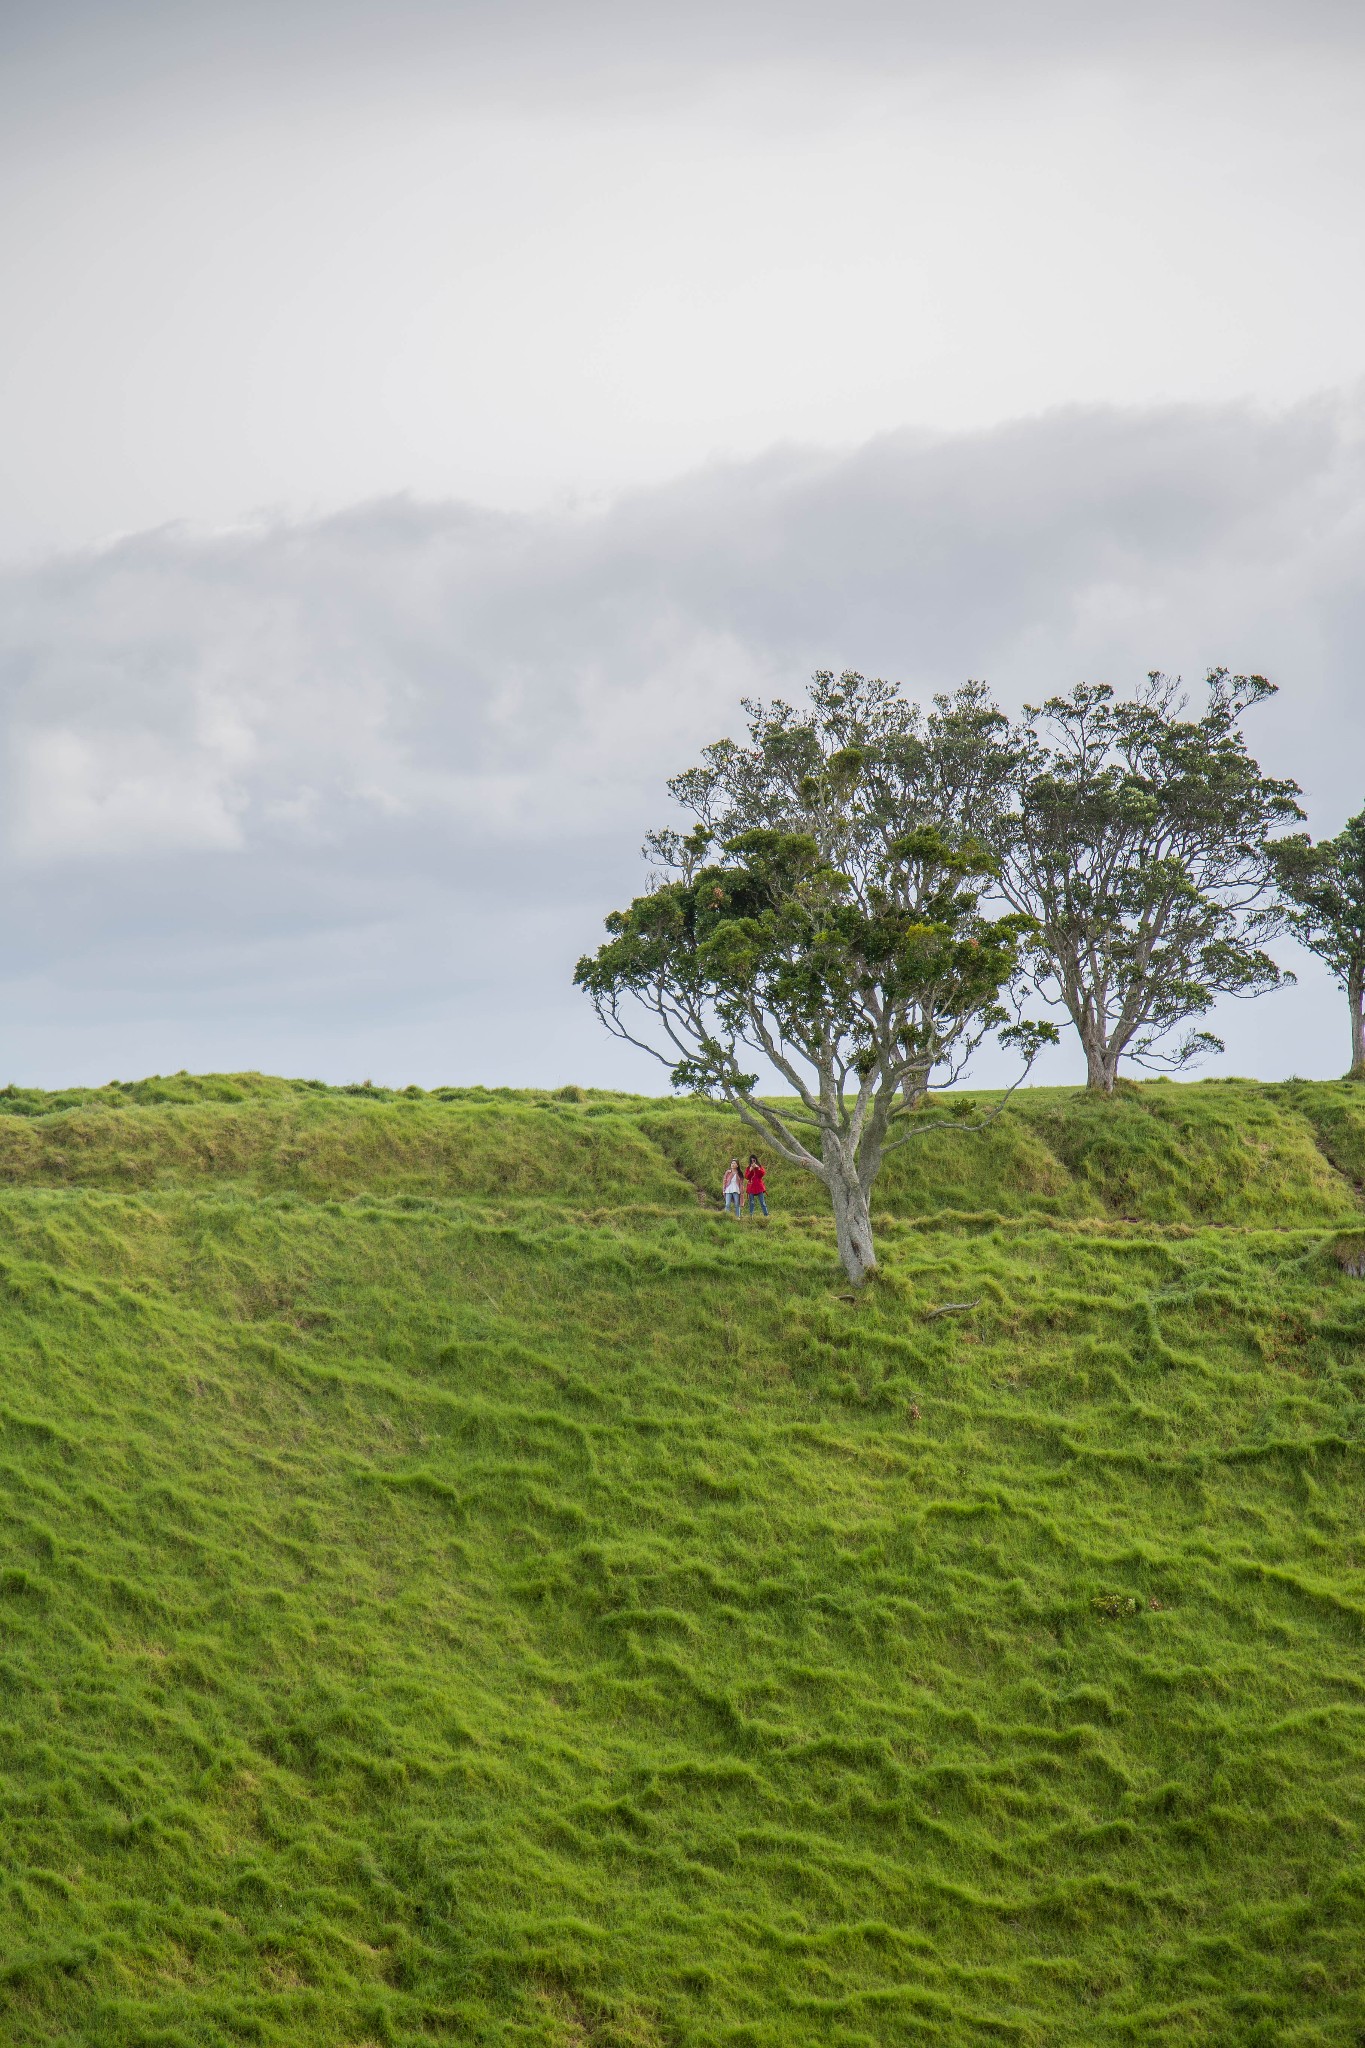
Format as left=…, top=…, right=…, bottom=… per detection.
left=1061, top=977, right=1123, bottom=1093
left=1349, top=971, right=1365, bottom=1081
left=1082, top=1031, right=1121, bottom=1094
left=822, top=1133, right=878, bottom=1285
left=900, top=1064, right=930, bottom=1110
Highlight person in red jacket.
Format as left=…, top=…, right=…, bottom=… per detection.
left=744, top=1155, right=768, bottom=1217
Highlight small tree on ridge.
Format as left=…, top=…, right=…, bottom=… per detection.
left=1265, top=810, right=1365, bottom=1080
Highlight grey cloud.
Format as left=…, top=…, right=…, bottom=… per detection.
left=6, top=0, right=1365, bottom=117
left=1, top=393, right=1363, bottom=1088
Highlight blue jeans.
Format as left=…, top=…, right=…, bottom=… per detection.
left=747, top=1192, right=768, bottom=1216
left=724, top=1190, right=741, bottom=1215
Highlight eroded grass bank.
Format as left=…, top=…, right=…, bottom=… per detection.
left=0, top=1077, right=1363, bottom=2042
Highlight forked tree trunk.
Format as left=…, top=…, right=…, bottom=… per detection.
left=1349, top=972, right=1365, bottom=1082
left=823, top=1134, right=878, bottom=1286
left=1082, top=1033, right=1121, bottom=1095
left=1067, top=995, right=1123, bottom=1093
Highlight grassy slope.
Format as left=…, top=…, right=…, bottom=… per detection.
left=1, top=1076, right=1364, bottom=2046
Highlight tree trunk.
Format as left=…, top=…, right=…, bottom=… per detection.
left=1082, top=1033, right=1120, bottom=1094
left=1350, top=973, right=1365, bottom=1081
left=823, top=1137, right=878, bottom=1285
left=901, top=1060, right=930, bottom=1109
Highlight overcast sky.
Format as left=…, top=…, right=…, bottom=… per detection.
left=1, top=1, right=1363, bottom=1089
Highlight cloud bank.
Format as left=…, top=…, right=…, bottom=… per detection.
left=2, top=394, right=1363, bottom=1087
left=10, top=0, right=1365, bottom=104
left=7, top=0, right=1365, bottom=557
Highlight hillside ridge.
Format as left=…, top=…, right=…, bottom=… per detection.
left=0, top=1071, right=1361, bottom=1225
left=1, top=1077, right=1364, bottom=2045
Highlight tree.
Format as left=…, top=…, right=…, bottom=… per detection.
left=996, top=671, right=1303, bottom=1094
left=575, top=674, right=1055, bottom=1285
left=1265, top=810, right=1365, bottom=1079
left=684, top=673, right=1020, bottom=1116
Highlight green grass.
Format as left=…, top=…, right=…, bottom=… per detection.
left=2, top=1074, right=1365, bottom=2044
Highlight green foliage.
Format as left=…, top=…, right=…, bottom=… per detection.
left=1000, top=672, right=1303, bottom=1091
left=577, top=674, right=1056, bottom=1282
left=1267, top=811, right=1365, bottom=985
left=579, top=822, right=1034, bottom=1105
left=0, top=1077, right=1364, bottom=2042
left=1266, top=810, right=1365, bottom=1076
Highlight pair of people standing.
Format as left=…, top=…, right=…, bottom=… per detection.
left=723, top=1155, right=768, bottom=1217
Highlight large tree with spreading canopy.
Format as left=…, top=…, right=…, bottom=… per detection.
left=575, top=673, right=1054, bottom=1284
left=995, top=671, right=1302, bottom=1093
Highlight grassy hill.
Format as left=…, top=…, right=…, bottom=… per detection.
left=2, top=1072, right=1364, bottom=2045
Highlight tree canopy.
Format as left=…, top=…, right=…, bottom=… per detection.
left=995, top=671, right=1302, bottom=1093
left=1265, top=809, right=1365, bottom=1080
left=575, top=674, right=1054, bottom=1283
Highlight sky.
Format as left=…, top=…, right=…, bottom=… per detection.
left=1, top=0, right=1363, bottom=1090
